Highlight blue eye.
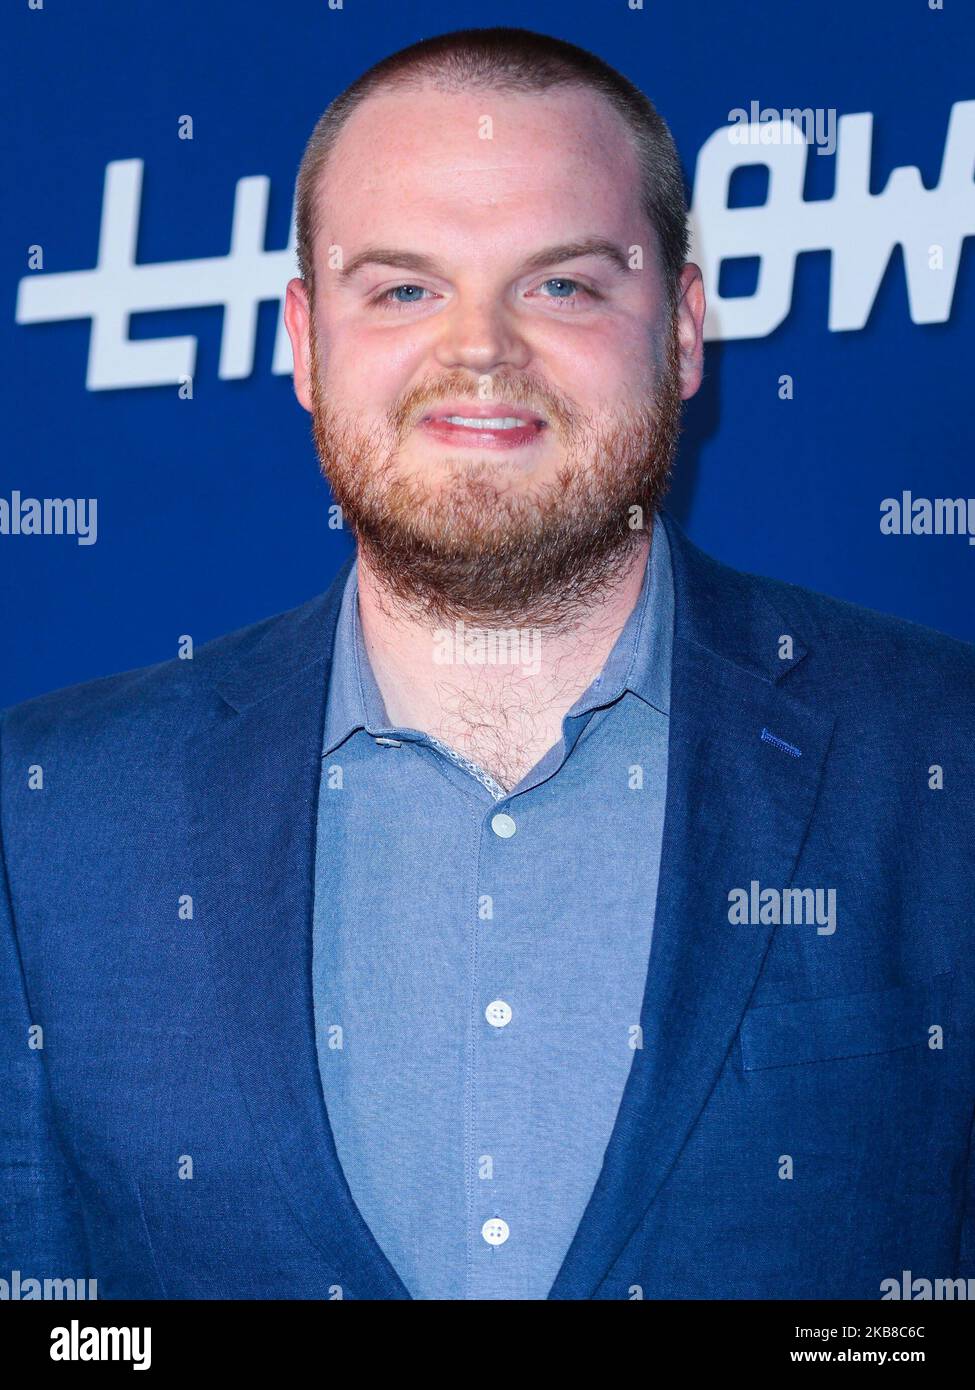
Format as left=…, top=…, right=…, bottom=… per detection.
left=542, top=278, right=577, bottom=296
left=375, top=285, right=431, bottom=308
left=536, top=277, right=593, bottom=307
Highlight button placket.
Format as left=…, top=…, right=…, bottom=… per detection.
left=471, top=801, right=524, bottom=1287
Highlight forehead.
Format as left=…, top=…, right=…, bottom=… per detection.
left=318, top=84, right=645, bottom=249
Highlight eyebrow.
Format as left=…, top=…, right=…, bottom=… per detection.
left=336, top=236, right=632, bottom=283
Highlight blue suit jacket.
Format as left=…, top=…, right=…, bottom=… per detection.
left=2, top=510, right=973, bottom=1300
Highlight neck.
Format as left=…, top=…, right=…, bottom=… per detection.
left=354, top=520, right=655, bottom=791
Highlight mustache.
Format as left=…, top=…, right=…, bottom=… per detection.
left=388, top=371, right=584, bottom=440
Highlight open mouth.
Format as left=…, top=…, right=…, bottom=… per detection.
left=419, top=404, right=548, bottom=450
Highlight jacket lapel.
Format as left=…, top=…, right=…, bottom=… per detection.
left=186, top=557, right=412, bottom=1300
left=548, top=513, right=836, bottom=1298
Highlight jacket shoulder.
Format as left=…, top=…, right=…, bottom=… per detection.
left=0, top=585, right=338, bottom=749
left=741, top=565, right=975, bottom=726
left=661, top=516, right=975, bottom=721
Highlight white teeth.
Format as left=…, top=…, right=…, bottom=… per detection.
left=440, top=416, right=528, bottom=429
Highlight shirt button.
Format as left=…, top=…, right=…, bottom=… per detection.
left=484, top=999, right=512, bottom=1028
left=481, top=1217, right=510, bottom=1246
left=491, top=812, right=517, bottom=838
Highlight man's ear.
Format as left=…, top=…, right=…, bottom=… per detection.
left=674, top=263, right=706, bottom=402
left=284, top=277, right=314, bottom=412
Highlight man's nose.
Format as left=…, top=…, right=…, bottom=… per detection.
left=431, top=296, right=532, bottom=375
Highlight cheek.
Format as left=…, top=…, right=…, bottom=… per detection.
left=534, top=319, right=649, bottom=400
left=326, top=327, right=422, bottom=405
left=317, top=328, right=411, bottom=408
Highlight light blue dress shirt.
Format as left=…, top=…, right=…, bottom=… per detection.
left=312, top=521, right=674, bottom=1299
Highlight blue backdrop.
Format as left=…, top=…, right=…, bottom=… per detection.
left=3, top=0, right=973, bottom=709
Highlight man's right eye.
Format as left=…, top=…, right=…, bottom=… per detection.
left=370, top=285, right=434, bottom=310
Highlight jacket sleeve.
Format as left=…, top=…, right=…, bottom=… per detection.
left=0, top=710, right=91, bottom=1276
left=959, top=1099, right=975, bottom=1280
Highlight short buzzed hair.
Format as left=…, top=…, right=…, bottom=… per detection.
left=294, top=26, right=689, bottom=309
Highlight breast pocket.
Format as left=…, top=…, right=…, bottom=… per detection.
left=738, top=971, right=953, bottom=1071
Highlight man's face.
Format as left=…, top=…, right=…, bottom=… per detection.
left=286, top=84, right=704, bottom=625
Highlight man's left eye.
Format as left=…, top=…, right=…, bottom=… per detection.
left=534, top=278, right=592, bottom=307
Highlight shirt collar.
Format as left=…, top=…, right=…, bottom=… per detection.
left=322, top=516, right=674, bottom=756
left=568, top=514, right=673, bottom=721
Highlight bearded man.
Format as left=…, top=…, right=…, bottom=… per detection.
left=2, top=27, right=973, bottom=1302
